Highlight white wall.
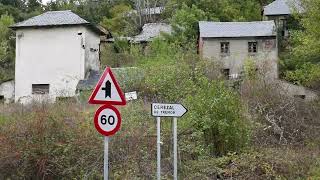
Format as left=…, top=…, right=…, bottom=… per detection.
left=0, top=80, right=14, bottom=103
left=84, top=27, right=100, bottom=73
left=201, top=37, right=278, bottom=80
left=15, top=26, right=100, bottom=104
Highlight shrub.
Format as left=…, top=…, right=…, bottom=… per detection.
left=285, top=63, right=320, bottom=90
left=241, top=79, right=320, bottom=146
left=183, top=79, right=250, bottom=157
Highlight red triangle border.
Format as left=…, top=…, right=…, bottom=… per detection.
left=88, top=67, right=126, bottom=105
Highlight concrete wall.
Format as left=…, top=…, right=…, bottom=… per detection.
left=277, top=80, right=318, bottom=101
left=200, top=37, right=278, bottom=80
left=84, top=27, right=100, bottom=73
left=264, top=15, right=289, bottom=39
left=0, top=80, right=14, bottom=103
left=15, top=26, right=100, bottom=104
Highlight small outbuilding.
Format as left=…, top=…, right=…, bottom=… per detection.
left=10, top=10, right=108, bottom=104
left=134, top=23, right=172, bottom=43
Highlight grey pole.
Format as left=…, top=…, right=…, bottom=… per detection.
left=104, top=136, right=109, bottom=180
left=173, top=117, right=178, bottom=180
left=157, top=117, right=161, bottom=180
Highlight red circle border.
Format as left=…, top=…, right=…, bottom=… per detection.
left=94, top=104, right=122, bottom=136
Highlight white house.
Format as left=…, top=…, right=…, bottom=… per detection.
left=10, top=10, right=107, bottom=104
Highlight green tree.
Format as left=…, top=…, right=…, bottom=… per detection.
left=0, top=14, right=14, bottom=81
left=26, top=0, right=42, bottom=12
left=100, top=4, right=138, bottom=36
left=282, top=0, right=320, bottom=89
left=170, top=4, right=206, bottom=49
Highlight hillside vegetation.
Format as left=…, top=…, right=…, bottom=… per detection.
left=1, top=37, right=320, bottom=179
left=1, top=0, right=320, bottom=179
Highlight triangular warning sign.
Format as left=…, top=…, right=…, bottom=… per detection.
left=88, top=67, right=126, bottom=105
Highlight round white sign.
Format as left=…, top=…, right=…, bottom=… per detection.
left=94, top=105, right=121, bottom=136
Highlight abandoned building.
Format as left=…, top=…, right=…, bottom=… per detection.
left=263, top=0, right=303, bottom=39
left=9, top=10, right=108, bottom=104
left=133, top=23, right=172, bottom=43
left=106, top=23, right=172, bottom=43
left=199, top=21, right=278, bottom=80
left=198, top=20, right=317, bottom=100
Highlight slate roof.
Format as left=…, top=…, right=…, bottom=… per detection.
left=134, top=23, right=172, bottom=42
left=10, top=10, right=107, bottom=35
left=199, top=21, right=276, bottom=38
left=263, top=0, right=303, bottom=16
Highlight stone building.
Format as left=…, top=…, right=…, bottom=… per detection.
left=198, top=21, right=278, bottom=80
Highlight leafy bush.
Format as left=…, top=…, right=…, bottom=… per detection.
left=113, top=67, right=145, bottom=93
left=100, top=42, right=137, bottom=68
left=285, top=63, right=320, bottom=89
left=183, top=79, right=250, bottom=156
left=0, top=14, right=15, bottom=82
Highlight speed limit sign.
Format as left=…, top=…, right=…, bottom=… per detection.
left=94, top=104, right=121, bottom=136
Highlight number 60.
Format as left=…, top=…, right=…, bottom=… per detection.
left=101, top=115, right=115, bottom=125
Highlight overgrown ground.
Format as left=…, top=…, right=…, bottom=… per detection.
left=1, top=98, right=320, bottom=179
left=1, top=39, right=320, bottom=178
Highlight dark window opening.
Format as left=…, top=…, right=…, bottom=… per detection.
left=220, top=42, right=230, bottom=54
left=248, top=42, right=257, bottom=53
left=56, top=97, right=77, bottom=103
left=294, top=95, right=306, bottom=100
left=0, top=95, right=4, bottom=104
left=222, top=69, right=230, bottom=79
left=32, top=84, right=49, bottom=94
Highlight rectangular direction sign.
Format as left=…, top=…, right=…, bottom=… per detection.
left=151, top=103, right=188, bottom=117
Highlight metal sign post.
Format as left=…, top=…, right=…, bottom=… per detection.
left=157, top=117, right=161, bottom=180
left=172, top=117, right=178, bottom=180
left=104, top=136, right=109, bottom=180
left=151, top=103, right=188, bottom=180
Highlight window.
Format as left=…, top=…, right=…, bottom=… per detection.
left=0, top=95, right=4, bottom=104
left=294, top=95, right=306, bottom=100
left=32, top=84, right=49, bottom=94
left=220, top=42, right=230, bottom=54
left=248, top=42, right=257, bottom=53
left=221, top=69, right=230, bottom=79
